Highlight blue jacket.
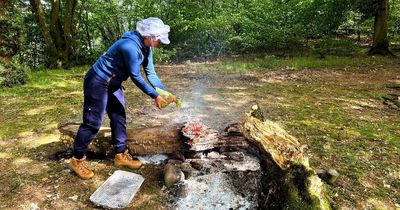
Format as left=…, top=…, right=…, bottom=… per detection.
left=92, top=31, right=165, bottom=99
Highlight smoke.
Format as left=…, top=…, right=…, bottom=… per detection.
left=169, top=78, right=210, bottom=125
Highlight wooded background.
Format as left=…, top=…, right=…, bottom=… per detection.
left=0, top=0, right=399, bottom=86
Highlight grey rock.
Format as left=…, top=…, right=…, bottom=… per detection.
left=317, top=168, right=339, bottom=185
left=327, top=169, right=340, bottom=184
left=316, top=169, right=326, bottom=177
left=164, top=163, right=184, bottom=188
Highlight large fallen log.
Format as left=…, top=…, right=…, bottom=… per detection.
left=240, top=105, right=330, bottom=210
left=59, top=123, right=183, bottom=155
left=181, top=121, right=249, bottom=151
left=58, top=122, right=248, bottom=155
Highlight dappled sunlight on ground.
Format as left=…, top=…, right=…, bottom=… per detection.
left=2, top=97, right=24, bottom=105
left=18, top=130, right=35, bottom=138
left=364, top=198, right=393, bottom=210
left=12, top=157, right=33, bottom=166
left=62, top=90, right=82, bottom=96
left=0, top=63, right=399, bottom=209
left=30, top=80, right=81, bottom=90
left=0, top=152, right=11, bottom=159
left=10, top=157, right=47, bottom=176
left=26, top=105, right=57, bottom=116
left=225, top=86, right=248, bottom=90
left=336, top=98, right=379, bottom=109
left=23, top=133, right=60, bottom=148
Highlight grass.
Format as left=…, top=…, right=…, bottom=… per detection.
left=242, top=63, right=399, bottom=208
left=213, top=55, right=397, bottom=73
left=0, top=55, right=399, bottom=209
left=183, top=54, right=399, bottom=208
left=0, top=67, right=88, bottom=139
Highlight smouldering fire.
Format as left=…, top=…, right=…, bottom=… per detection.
left=181, top=121, right=204, bottom=140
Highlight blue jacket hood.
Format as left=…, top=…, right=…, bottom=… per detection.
left=121, top=31, right=144, bottom=44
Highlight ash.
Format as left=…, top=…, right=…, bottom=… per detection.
left=168, top=152, right=262, bottom=210
left=136, top=153, right=169, bottom=164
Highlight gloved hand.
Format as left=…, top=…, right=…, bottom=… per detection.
left=155, top=95, right=168, bottom=109
left=155, top=88, right=182, bottom=108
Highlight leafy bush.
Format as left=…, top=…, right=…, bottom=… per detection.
left=153, top=48, right=177, bottom=63
left=0, top=59, right=29, bottom=87
left=312, top=38, right=359, bottom=58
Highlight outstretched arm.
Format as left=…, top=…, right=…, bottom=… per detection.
left=143, top=48, right=166, bottom=90
left=122, top=43, right=159, bottom=99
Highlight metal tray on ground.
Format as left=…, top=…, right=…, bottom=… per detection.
left=90, top=170, right=144, bottom=209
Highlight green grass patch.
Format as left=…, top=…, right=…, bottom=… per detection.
left=0, top=67, right=88, bottom=139
left=214, top=55, right=397, bottom=73
left=245, top=68, right=399, bottom=207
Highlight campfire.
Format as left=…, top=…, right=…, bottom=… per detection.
left=165, top=120, right=261, bottom=209
left=59, top=106, right=331, bottom=210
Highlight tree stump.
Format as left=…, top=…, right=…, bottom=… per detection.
left=240, top=105, right=330, bottom=210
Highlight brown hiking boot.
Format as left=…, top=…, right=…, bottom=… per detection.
left=114, top=150, right=142, bottom=169
left=70, top=156, right=94, bottom=180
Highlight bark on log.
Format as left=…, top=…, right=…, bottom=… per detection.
left=58, top=123, right=183, bottom=156
left=58, top=122, right=249, bottom=155
left=240, top=106, right=330, bottom=210
left=181, top=122, right=249, bottom=151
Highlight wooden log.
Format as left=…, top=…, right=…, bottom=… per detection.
left=58, top=123, right=183, bottom=155
left=240, top=105, right=330, bottom=210
left=182, top=122, right=249, bottom=151
left=58, top=122, right=249, bottom=155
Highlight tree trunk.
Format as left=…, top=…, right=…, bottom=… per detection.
left=29, top=0, right=77, bottom=68
left=369, top=0, right=393, bottom=55
left=63, top=0, right=77, bottom=65
left=84, top=7, right=92, bottom=51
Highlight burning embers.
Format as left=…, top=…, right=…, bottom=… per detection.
left=180, top=121, right=248, bottom=152
left=181, top=120, right=205, bottom=141
left=181, top=121, right=219, bottom=150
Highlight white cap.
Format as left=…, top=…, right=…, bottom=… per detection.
left=136, top=17, right=170, bottom=44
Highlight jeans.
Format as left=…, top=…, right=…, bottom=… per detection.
left=73, top=68, right=126, bottom=159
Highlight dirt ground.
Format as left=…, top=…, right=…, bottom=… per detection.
left=0, top=62, right=399, bottom=209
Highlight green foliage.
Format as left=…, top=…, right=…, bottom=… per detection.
left=351, top=0, right=381, bottom=18
left=20, top=12, right=48, bottom=70
left=298, top=0, right=350, bottom=37
left=312, top=38, right=359, bottom=58
left=389, top=0, right=400, bottom=45
left=0, top=58, right=29, bottom=87
left=8, top=0, right=400, bottom=68
left=152, top=48, right=177, bottom=63
left=0, top=0, right=22, bottom=58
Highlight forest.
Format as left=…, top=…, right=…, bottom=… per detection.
left=0, top=0, right=399, bottom=209
left=1, top=0, right=399, bottom=75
